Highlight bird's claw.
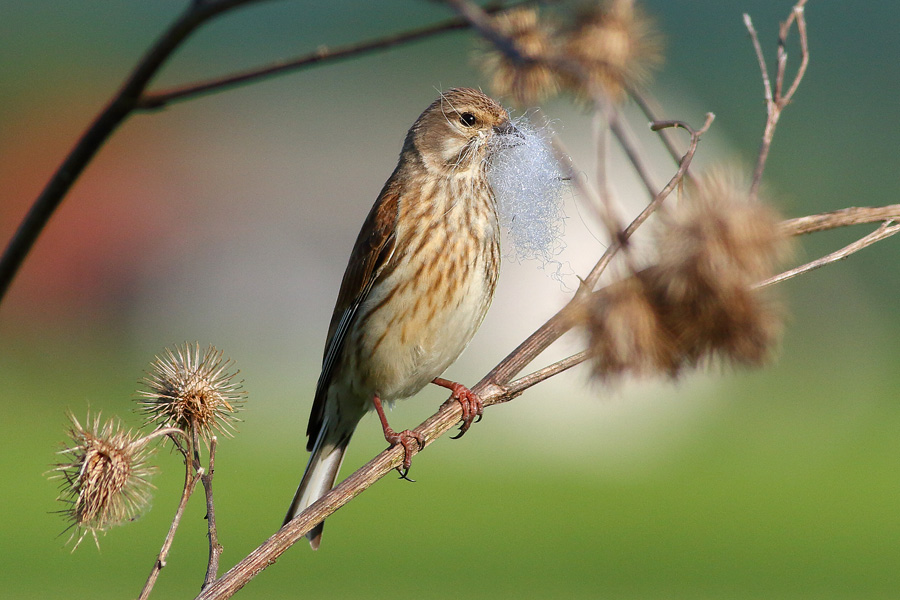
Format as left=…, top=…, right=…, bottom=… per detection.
left=385, top=428, right=424, bottom=479
left=444, top=383, right=483, bottom=440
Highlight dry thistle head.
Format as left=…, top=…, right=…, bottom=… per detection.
left=49, top=413, right=155, bottom=550
left=138, top=343, right=246, bottom=442
left=651, top=169, right=790, bottom=368
left=655, top=169, right=790, bottom=297
left=562, top=0, right=662, bottom=101
left=478, top=6, right=562, bottom=105
left=584, top=168, right=790, bottom=380
left=582, top=275, right=678, bottom=378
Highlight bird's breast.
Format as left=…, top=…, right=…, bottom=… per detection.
left=350, top=175, right=500, bottom=401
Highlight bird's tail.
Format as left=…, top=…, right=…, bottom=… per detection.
left=284, top=419, right=350, bottom=550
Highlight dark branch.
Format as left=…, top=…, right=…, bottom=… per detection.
left=138, top=4, right=516, bottom=110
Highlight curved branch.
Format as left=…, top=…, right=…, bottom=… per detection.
left=138, top=4, right=516, bottom=110
left=759, top=221, right=900, bottom=288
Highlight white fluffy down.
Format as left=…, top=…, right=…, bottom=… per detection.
left=487, top=116, right=569, bottom=266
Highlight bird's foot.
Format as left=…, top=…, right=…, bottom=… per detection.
left=383, top=427, right=425, bottom=479
left=371, top=394, right=424, bottom=479
left=432, top=377, right=483, bottom=439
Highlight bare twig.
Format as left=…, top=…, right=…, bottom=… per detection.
left=758, top=221, right=900, bottom=289
left=607, top=106, right=660, bottom=201
left=744, top=14, right=772, bottom=104
left=781, top=205, right=900, bottom=236
left=201, top=437, right=222, bottom=591
left=582, top=113, right=715, bottom=291
left=627, top=86, right=690, bottom=175
left=504, top=350, right=591, bottom=400
left=745, top=0, right=810, bottom=198
left=140, top=431, right=201, bottom=600
left=138, top=3, right=515, bottom=110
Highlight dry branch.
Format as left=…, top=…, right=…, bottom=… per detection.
left=138, top=4, right=516, bottom=110
left=201, top=438, right=222, bottom=590
left=782, top=205, right=900, bottom=236
left=745, top=0, right=809, bottom=198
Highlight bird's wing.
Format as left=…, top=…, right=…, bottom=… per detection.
left=306, top=176, right=402, bottom=449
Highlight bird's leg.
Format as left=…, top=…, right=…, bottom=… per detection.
left=432, top=377, right=483, bottom=439
left=371, top=394, right=424, bottom=477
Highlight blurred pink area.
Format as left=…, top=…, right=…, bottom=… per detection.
left=1, top=102, right=183, bottom=323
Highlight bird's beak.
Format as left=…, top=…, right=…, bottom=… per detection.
left=493, top=119, right=522, bottom=138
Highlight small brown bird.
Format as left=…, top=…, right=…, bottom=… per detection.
left=284, top=88, right=514, bottom=548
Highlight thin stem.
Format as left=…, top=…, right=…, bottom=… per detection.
left=504, top=350, right=591, bottom=401
left=627, top=86, right=689, bottom=175
left=744, top=13, right=773, bottom=105
left=757, top=222, right=900, bottom=289
left=746, top=0, right=810, bottom=199
left=140, top=430, right=201, bottom=600
left=582, top=113, right=715, bottom=291
left=777, top=1, right=810, bottom=103
left=202, top=437, right=222, bottom=590
left=607, top=106, right=659, bottom=201
left=781, top=205, right=900, bottom=236
left=138, top=3, right=515, bottom=110
left=592, top=106, right=619, bottom=233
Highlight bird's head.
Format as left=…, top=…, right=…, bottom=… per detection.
left=408, top=88, right=514, bottom=175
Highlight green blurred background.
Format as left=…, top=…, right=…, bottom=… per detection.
left=2, top=1, right=900, bottom=598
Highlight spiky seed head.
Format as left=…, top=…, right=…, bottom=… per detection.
left=651, top=169, right=790, bottom=368
left=478, top=6, right=562, bottom=105
left=583, top=275, right=678, bottom=379
left=655, top=170, right=790, bottom=293
left=49, top=413, right=155, bottom=550
left=583, top=167, right=790, bottom=380
left=138, top=343, right=246, bottom=442
left=562, top=0, right=662, bottom=101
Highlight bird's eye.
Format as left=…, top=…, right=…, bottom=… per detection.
left=459, top=112, right=477, bottom=127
